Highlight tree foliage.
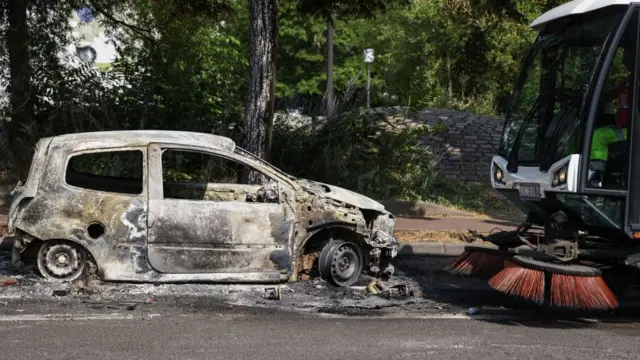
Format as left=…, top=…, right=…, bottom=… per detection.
left=295, top=0, right=405, bottom=20
left=0, top=0, right=574, bottom=187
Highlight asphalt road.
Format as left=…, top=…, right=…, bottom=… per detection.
left=2, top=307, right=640, bottom=360
left=2, top=245, right=640, bottom=359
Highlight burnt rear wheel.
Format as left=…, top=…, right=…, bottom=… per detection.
left=318, top=241, right=363, bottom=287
left=37, top=240, right=88, bottom=282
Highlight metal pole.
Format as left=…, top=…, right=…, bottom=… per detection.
left=367, top=63, right=371, bottom=108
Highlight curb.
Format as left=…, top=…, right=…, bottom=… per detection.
left=397, top=242, right=497, bottom=257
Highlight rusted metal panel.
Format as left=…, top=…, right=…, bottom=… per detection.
left=48, top=130, right=236, bottom=154
left=147, top=200, right=294, bottom=273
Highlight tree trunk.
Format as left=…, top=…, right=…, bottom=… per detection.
left=264, top=25, right=279, bottom=163
left=326, top=16, right=335, bottom=117
left=5, top=0, right=33, bottom=181
left=242, top=0, right=277, bottom=179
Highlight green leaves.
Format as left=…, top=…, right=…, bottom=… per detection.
left=271, top=110, right=440, bottom=201
left=275, top=0, right=571, bottom=115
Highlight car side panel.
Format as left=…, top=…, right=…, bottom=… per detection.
left=12, top=144, right=151, bottom=277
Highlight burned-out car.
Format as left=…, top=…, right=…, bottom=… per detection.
left=8, top=131, right=397, bottom=286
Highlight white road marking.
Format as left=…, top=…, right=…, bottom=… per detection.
left=315, top=312, right=501, bottom=320
left=0, top=313, right=162, bottom=322
left=314, top=311, right=609, bottom=323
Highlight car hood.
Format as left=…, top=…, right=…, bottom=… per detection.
left=296, top=180, right=386, bottom=212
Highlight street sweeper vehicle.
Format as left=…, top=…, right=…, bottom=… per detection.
left=446, top=0, right=640, bottom=311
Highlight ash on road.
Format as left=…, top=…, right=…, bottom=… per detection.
left=0, top=249, right=530, bottom=319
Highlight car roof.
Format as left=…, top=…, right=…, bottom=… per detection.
left=531, top=0, right=636, bottom=28
left=46, top=130, right=236, bottom=153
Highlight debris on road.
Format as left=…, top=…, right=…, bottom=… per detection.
left=1, top=277, right=17, bottom=286
left=467, top=307, right=480, bottom=315
left=389, top=284, right=414, bottom=297
left=367, top=280, right=384, bottom=294
left=264, top=287, right=281, bottom=300
left=52, top=289, right=69, bottom=297
left=366, top=280, right=414, bottom=298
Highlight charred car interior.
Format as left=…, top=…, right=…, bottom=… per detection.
left=8, top=131, right=397, bottom=287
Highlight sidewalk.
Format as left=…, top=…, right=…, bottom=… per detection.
left=395, top=216, right=517, bottom=233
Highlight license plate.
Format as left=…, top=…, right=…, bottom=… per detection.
left=518, top=183, right=542, bottom=200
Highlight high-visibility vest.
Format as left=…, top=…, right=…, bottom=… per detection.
left=590, top=125, right=627, bottom=165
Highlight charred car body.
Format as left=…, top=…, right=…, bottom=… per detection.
left=8, top=131, right=397, bottom=286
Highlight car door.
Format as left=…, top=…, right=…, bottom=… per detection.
left=146, top=143, right=296, bottom=274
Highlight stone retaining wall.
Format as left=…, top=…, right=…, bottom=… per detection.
left=276, top=107, right=506, bottom=183
left=373, top=107, right=506, bottom=183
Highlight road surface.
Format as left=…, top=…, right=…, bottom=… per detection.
left=2, top=214, right=640, bottom=360
left=1, top=303, right=640, bottom=360
left=2, top=249, right=640, bottom=360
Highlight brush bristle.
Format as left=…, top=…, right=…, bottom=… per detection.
left=551, top=273, right=618, bottom=310
left=488, top=261, right=545, bottom=304
left=445, top=251, right=507, bottom=278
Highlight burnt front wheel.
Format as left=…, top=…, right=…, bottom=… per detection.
left=318, top=241, right=364, bottom=287
left=37, top=240, right=88, bottom=282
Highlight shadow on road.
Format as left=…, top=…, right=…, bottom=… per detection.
left=391, top=246, right=640, bottom=329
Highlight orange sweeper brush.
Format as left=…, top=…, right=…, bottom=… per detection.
left=445, top=245, right=511, bottom=279
left=488, top=255, right=619, bottom=310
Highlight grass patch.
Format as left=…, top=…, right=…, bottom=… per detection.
left=429, top=180, right=519, bottom=217
left=395, top=230, right=469, bottom=243
left=394, top=230, right=493, bottom=244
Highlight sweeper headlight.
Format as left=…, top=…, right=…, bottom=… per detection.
left=493, top=164, right=505, bottom=184
left=552, top=163, right=568, bottom=187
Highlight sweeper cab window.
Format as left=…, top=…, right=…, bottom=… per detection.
left=550, top=9, right=640, bottom=231
left=584, top=12, right=639, bottom=192
left=499, top=7, right=637, bottom=176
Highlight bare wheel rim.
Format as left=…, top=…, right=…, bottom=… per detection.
left=37, top=241, right=87, bottom=282
left=321, top=242, right=363, bottom=287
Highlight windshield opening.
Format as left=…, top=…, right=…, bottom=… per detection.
left=234, top=147, right=298, bottom=181
left=500, top=6, right=627, bottom=169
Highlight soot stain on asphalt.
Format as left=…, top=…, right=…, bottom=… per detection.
left=0, top=248, right=439, bottom=316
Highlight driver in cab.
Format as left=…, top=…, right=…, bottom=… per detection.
left=588, top=46, right=633, bottom=187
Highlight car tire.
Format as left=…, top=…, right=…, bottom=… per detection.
left=318, top=240, right=364, bottom=287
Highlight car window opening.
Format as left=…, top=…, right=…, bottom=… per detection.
left=65, top=150, right=144, bottom=195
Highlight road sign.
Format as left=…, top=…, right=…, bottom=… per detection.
left=364, top=49, right=374, bottom=63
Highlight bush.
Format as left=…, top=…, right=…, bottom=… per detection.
left=270, top=110, right=442, bottom=201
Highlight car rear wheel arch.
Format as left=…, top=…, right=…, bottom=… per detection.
left=16, top=235, right=98, bottom=280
